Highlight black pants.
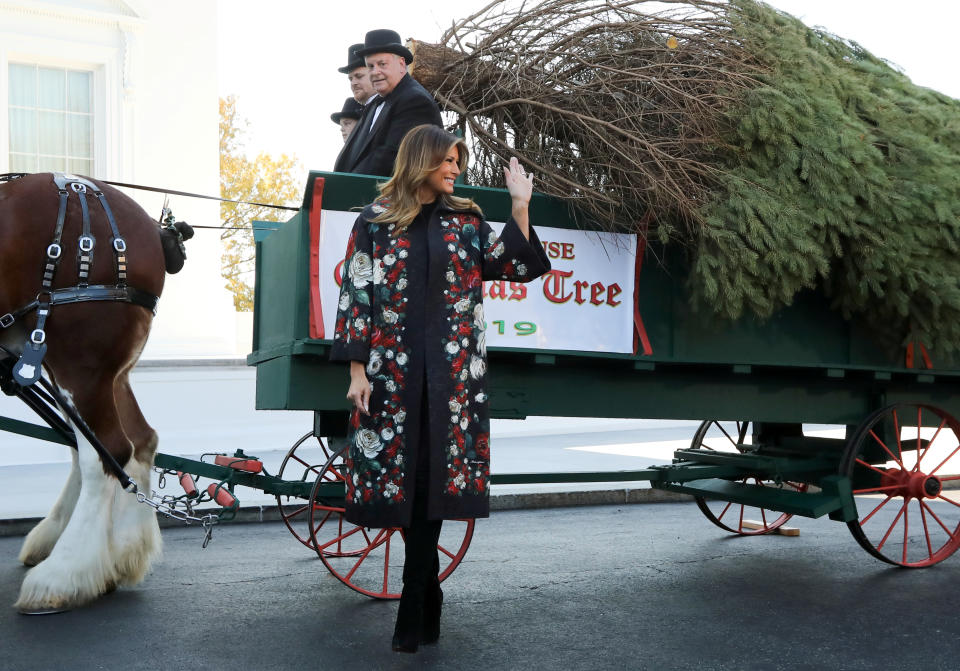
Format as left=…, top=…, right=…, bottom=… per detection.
left=393, top=386, right=445, bottom=645
left=403, top=388, right=442, bottom=590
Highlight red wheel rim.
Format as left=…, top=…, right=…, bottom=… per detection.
left=692, top=420, right=806, bottom=535
left=844, top=403, right=960, bottom=567
left=274, top=432, right=339, bottom=550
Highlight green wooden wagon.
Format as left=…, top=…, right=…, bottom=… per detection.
left=235, top=171, right=960, bottom=596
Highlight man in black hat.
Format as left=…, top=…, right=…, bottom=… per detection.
left=334, top=29, right=442, bottom=177
left=339, top=43, right=375, bottom=106
left=331, top=97, right=364, bottom=143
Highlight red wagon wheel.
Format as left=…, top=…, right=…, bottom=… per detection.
left=308, top=446, right=475, bottom=599
left=691, top=420, right=807, bottom=535
left=274, top=432, right=342, bottom=550
left=842, top=403, right=960, bottom=567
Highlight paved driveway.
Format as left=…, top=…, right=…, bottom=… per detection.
left=2, top=502, right=959, bottom=670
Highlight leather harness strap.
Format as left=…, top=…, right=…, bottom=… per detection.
left=74, top=181, right=95, bottom=286
left=94, top=189, right=128, bottom=286
left=43, top=186, right=69, bottom=288
left=1, top=285, right=158, bottom=327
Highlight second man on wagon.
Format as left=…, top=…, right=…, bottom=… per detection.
left=334, top=29, right=443, bottom=177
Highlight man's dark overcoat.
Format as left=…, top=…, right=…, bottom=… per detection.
left=333, top=73, right=442, bottom=177
left=331, top=199, right=550, bottom=528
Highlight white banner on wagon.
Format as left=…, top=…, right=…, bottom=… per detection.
left=314, top=210, right=638, bottom=353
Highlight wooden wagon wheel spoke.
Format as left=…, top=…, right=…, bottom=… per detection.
left=915, top=418, right=945, bottom=471
left=935, top=495, right=960, bottom=510
left=859, top=495, right=894, bottom=527
left=290, top=454, right=323, bottom=475
left=843, top=402, right=960, bottom=567
left=343, top=529, right=390, bottom=581
left=855, top=457, right=890, bottom=478
left=928, top=444, right=960, bottom=477
left=920, top=500, right=955, bottom=537
left=868, top=430, right=906, bottom=470
left=917, top=408, right=922, bottom=456
left=715, top=501, right=733, bottom=522
left=284, top=503, right=309, bottom=520
left=714, top=422, right=738, bottom=450
left=314, top=508, right=334, bottom=526
left=902, top=505, right=911, bottom=565
left=892, top=409, right=903, bottom=463
left=737, top=421, right=749, bottom=445
left=919, top=502, right=934, bottom=560
left=853, top=485, right=903, bottom=495
left=381, top=532, right=393, bottom=595
left=874, top=502, right=907, bottom=552
left=316, top=525, right=366, bottom=553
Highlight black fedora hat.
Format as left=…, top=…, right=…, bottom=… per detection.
left=355, top=29, right=414, bottom=64
left=331, top=97, right=364, bottom=124
left=337, top=43, right=366, bottom=74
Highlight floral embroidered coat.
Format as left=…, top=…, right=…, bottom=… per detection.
left=331, top=199, right=550, bottom=528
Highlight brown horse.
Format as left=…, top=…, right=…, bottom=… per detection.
left=0, top=173, right=178, bottom=613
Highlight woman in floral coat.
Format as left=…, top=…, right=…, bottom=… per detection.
left=331, top=124, right=550, bottom=652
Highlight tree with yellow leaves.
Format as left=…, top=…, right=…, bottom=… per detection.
left=220, top=95, right=301, bottom=310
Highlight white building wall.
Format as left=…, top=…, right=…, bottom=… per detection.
left=0, top=0, right=242, bottom=359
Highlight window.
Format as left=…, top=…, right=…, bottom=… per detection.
left=8, top=63, right=93, bottom=175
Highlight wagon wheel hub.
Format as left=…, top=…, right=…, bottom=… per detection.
left=880, top=468, right=942, bottom=500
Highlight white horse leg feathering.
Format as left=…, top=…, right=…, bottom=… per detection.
left=18, top=448, right=81, bottom=567
left=109, top=455, right=162, bottom=586
left=16, top=412, right=123, bottom=612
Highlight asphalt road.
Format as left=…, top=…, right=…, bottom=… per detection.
left=2, top=501, right=959, bottom=671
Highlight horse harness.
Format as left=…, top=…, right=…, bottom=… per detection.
left=0, top=174, right=223, bottom=537
left=0, top=173, right=166, bottom=493
left=0, top=173, right=160, bottom=388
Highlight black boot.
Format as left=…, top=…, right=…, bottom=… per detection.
left=392, top=516, right=438, bottom=653
left=421, top=579, right=443, bottom=645
left=392, top=583, right=423, bottom=653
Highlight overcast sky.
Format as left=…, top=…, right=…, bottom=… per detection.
left=217, top=0, right=960, bottom=176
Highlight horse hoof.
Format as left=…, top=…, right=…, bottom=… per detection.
left=18, top=605, right=71, bottom=616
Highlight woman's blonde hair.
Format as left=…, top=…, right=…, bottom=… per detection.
left=372, top=124, right=481, bottom=231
